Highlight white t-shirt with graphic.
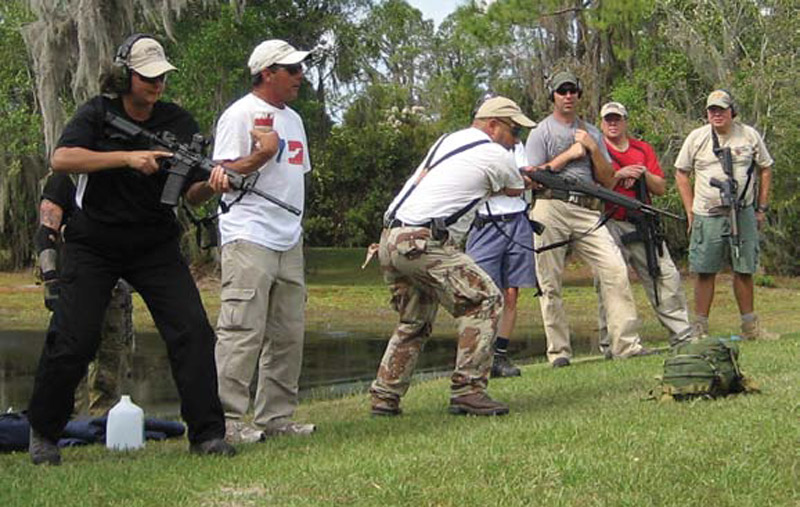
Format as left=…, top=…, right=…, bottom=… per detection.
left=213, top=93, right=311, bottom=250
left=385, top=127, right=524, bottom=242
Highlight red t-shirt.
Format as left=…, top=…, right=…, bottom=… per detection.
left=604, top=137, right=664, bottom=221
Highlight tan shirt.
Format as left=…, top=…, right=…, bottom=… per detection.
left=675, top=123, right=773, bottom=216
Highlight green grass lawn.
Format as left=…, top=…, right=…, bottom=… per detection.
left=2, top=335, right=798, bottom=505
left=2, top=249, right=799, bottom=505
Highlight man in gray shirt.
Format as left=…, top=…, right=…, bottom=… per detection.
left=525, top=71, right=652, bottom=367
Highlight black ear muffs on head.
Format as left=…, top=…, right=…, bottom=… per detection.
left=113, top=33, right=155, bottom=92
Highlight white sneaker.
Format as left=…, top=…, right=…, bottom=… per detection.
left=264, top=420, right=316, bottom=437
left=224, top=420, right=264, bottom=444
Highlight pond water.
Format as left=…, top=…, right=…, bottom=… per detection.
left=0, top=329, right=561, bottom=416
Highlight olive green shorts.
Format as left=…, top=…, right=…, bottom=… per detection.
left=688, top=207, right=758, bottom=274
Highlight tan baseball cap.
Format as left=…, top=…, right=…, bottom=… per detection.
left=600, top=101, right=628, bottom=118
left=128, top=38, right=176, bottom=78
left=706, top=89, right=733, bottom=109
left=248, top=39, right=310, bottom=75
left=474, top=96, right=536, bottom=128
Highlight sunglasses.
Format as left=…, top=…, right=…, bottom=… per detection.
left=134, top=72, right=166, bottom=84
left=555, top=85, right=579, bottom=96
left=497, top=119, right=522, bottom=138
left=270, top=63, right=304, bottom=75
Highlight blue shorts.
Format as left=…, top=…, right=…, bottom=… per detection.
left=465, top=212, right=536, bottom=289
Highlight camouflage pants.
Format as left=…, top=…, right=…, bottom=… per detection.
left=370, top=227, right=503, bottom=401
left=73, top=280, right=134, bottom=416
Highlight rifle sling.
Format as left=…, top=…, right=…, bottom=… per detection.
left=711, top=128, right=755, bottom=207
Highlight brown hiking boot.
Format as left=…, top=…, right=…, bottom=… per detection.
left=449, top=392, right=509, bottom=416
left=371, top=396, right=402, bottom=417
left=741, top=316, right=779, bottom=341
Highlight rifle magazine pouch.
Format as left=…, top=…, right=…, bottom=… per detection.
left=393, top=229, right=430, bottom=260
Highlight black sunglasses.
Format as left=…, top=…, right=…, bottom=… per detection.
left=497, top=119, right=522, bottom=138
left=134, top=72, right=166, bottom=84
left=555, top=85, right=579, bottom=96
left=270, top=63, right=304, bottom=75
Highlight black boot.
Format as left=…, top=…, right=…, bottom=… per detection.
left=491, top=353, right=521, bottom=378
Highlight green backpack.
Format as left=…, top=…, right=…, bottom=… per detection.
left=657, top=336, right=755, bottom=401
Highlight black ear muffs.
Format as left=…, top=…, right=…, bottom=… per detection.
left=720, top=89, right=737, bottom=117
left=113, top=33, right=155, bottom=92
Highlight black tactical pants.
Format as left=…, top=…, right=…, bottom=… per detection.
left=28, top=213, right=225, bottom=444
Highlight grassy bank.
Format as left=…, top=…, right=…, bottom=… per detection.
left=2, top=248, right=799, bottom=345
left=2, top=334, right=798, bottom=505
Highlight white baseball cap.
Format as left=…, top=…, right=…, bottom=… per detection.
left=127, top=38, right=176, bottom=77
left=248, top=39, right=309, bottom=75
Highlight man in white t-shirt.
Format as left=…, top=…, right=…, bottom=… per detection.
left=209, top=39, right=314, bottom=443
left=465, top=141, right=536, bottom=378
left=369, top=96, right=535, bottom=417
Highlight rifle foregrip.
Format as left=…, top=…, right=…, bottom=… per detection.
left=161, top=173, right=185, bottom=206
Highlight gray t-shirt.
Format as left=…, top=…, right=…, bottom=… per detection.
left=525, top=114, right=610, bottom=184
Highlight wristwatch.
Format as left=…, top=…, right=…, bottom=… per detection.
left=756, top=203, right=769, bottom=213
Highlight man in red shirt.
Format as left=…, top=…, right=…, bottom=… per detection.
left=596, top=102, right=691, bottom=354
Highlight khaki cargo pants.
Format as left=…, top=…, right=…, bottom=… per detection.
left=370, top=226, right=503, bottom=402
left=597, top=219, right=691, bottom=348
left=215, top=238, right=305, bottom=429
left=532, top=199, right=644, bottom=361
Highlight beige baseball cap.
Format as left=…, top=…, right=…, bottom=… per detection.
left=706, top=89, right=733, bottom=109
left=600, top=101, right=628, bottom=118
left=474, top=96, right=536, bottom=128
left=248, top=39, right=310, bottom=75
left=127, top=38, right=176, bottom=78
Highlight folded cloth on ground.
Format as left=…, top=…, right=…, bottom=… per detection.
left=0, top=412, right=186, bottom=452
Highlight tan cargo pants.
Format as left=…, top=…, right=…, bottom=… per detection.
left=215, top=238, right=305, bottom=428
left=532, top=199, right=644, bottom=362
left=597, top=219, right=691, bottom=348
left=370, top=226, right=503, bottom=402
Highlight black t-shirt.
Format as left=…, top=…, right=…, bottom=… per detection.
left=56, top=95, right=202, bottom=225
left=41, top=173, right=77, bottom=222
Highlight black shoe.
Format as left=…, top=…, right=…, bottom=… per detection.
left=189, top=438, right=236, bottom=457
left=29, top=428, right=61, bottom=466
left=551, top=357, right=571, bottom=368
left=491, top=354, right=521, bottom=378
left=449, top=392, right=509, bottom=416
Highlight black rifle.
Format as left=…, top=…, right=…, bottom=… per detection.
left=526, top=169, right=684, bottom=220
left=708, top=141, right=739, bottom=258
left=620, top=178, right=665, bottom=306
left=104, top=112, right=301, bottom=215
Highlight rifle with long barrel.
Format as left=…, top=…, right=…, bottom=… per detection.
left=104, top=112, right=301, bottom=216
left=708, top=144, right=739, bottom=258
left=526, top=169, right=685, bottom=221
left=621, top=177, right=665, bottom=306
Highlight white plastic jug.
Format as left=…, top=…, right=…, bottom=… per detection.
left=106, top=395, right=145, bottom=450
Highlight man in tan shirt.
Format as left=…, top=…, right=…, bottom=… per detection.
left=674, top=90, right=777, bottom=340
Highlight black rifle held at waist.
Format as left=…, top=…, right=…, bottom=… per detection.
left=104, top=112, right=301, bottom=216
left=709, top=144, right=740, bottom=258
left=620, top=177, right=665, bottom=306
left=524, top=168, right=685, bottom=221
